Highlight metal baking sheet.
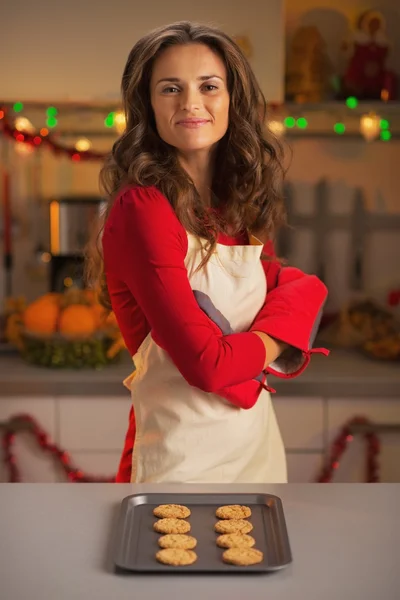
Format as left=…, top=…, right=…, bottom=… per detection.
left=113, top=493, right=292, bottom=574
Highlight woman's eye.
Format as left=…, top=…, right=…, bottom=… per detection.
left=203, top=84, right=218, bottom=91
left=162, top=86, right=180, bottom=94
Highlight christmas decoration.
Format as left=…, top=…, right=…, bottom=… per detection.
left=0, top=108, right=106, bottom=162
left=285, top=26, right=335, bottom=103
left=317, top=416, right=380, bottom=483
left=341, top=10, right=398, bottom=101
left=4, top=289, right=126, bottom=368
left=1, top=414, right=115, bottom=482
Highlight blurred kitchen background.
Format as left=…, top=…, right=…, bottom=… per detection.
left=0, top=0, right=399, bottom=484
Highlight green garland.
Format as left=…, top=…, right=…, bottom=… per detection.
left=21, top=333, right=121, bottom=369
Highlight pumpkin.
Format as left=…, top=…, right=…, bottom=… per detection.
left=23, top=295, right=60, bottom=335
left=59, top=305, right=97, bottom=337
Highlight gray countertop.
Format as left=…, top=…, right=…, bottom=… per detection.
left=0, top=348, right=399, bottom=397
left=0, top=483, right=398, bottom=600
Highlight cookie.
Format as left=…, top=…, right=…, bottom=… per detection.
left=156, top=548, right=197, bottom=566
left=222, top=547, right=264, bottom=566
left=216, top=505, right=252, bottom=520
left=158, top=534, right=197, bottom=550
left=153, top=518, right=191, bottom=534
left=216, top=533, right=255, bottom=549
left=153, top=504, right=191, bottom=519
left=214, top=519, right=253, bottom=534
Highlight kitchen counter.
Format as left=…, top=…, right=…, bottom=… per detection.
left=0, top=483, right=398, bottom=600
left=0, top=347, right=399, bottom=397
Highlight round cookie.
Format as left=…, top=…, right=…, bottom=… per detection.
left=158, top=534, right=197, bottom=550
left=153, top=518, right=191, bottom=535
left=222, top=547, right=264, bottom=566
left=214, top=519, right=253, bottom=534
left=216, top=505, right=252, bottom=520
left=156, top=548, right=197, bottom=566
left=153, top=504, right=191, bottom=519
left=216, top=533, right=255, bottom=549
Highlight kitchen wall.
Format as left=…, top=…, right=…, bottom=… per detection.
left=1, top=0, right=284, bottom=102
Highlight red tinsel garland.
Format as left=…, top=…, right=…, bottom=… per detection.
left=0, top=107, right=107, bottom=162
left=316, top=416, right=380, bottom=483
left=1, top=414, right=114, bottom=483
left=1, top=413, right=380, bottom=483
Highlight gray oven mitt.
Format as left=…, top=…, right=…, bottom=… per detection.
left=193, top=290, right=264, bottom=383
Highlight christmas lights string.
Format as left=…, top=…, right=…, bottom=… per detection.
left=0, top=108, right=107, bottom=162
left=1, top=413, right=380, bottom=483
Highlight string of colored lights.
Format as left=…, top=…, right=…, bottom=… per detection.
left=1, top=97, right=397, bottom=156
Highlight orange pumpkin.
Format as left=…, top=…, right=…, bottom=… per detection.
left=23, top=296, right=60, bottom=335
left=59, top=305, right=97, bottom=337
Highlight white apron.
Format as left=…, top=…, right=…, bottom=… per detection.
left=124, top=233, right=287, bottom=484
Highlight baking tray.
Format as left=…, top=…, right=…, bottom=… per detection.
left=113, top=493, right=292, bottom=574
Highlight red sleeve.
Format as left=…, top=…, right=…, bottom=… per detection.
left=102, top=186, right=266, bottom=393
left=252, top=241, right=329, bottom=378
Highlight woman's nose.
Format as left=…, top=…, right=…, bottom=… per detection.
left=180, top=86, right=202, bottom=112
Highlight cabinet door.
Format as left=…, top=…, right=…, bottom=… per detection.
left=286, top=452, right=324, bottom=483
left=59, top=396, right=131, bottom=452
left=327, top=398, right=400, bottom=483
left=273, top=397, right=325, bottom=450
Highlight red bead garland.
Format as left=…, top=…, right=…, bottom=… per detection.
left=1, top=414, right=115, bottom=483
left=316, top=416, right=380, bottom=483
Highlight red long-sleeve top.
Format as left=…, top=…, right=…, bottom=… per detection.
left=102, top=186, right=328, bottom=482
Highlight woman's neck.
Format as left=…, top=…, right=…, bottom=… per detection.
left=178, top=150, right=214, bottom=205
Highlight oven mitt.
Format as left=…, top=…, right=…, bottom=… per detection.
left=193, top=290, right=264, bottom=384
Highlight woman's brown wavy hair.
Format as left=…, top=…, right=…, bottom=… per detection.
left=86, top=20, right=287, bottom=308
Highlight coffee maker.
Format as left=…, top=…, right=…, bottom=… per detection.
left=49, top=196, right=105, bottom=292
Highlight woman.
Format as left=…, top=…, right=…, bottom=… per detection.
left=87, top=21, right=328, bottom=484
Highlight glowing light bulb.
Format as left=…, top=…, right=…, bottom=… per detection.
left=269, top=120, right=285, bottom=137
left=15, top=142, right=34, bottom=156
left=15, top=117, right=35, bottom=133
left=75, top=138, right=92, bottom=152
left=114, top=110, right=126, bottom=134
left=360, top=112, right=381, bottom=142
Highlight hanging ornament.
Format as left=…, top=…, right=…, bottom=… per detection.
left=114, top=110, right=126, bottom=134
left=75, top=137, right=92, bottom=152
left=360, top=112, right=381, bottom=141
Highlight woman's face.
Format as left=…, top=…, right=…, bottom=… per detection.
left=150, top=43, right=230, bottom=155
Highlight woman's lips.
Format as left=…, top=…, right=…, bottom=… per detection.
left=176, top=119, right=210, bottom=129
